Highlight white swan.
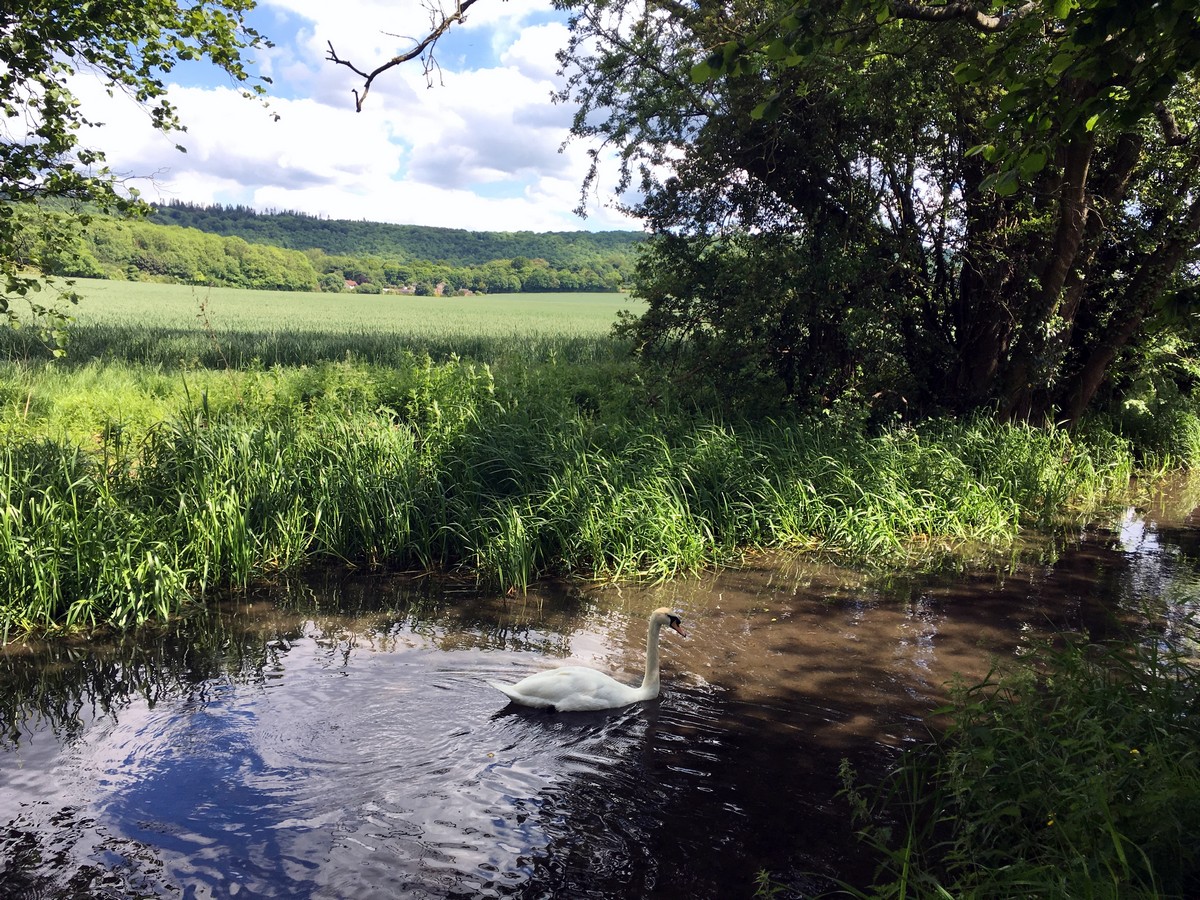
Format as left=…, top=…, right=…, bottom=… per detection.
left=488, top=607, right=688, bottom=711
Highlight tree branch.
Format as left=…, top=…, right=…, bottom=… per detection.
left=1155, top=100, right=1190, bottom=147
left=325, top=0, right=486, bottom=111
left=890, top=1, right=1038, bottom=32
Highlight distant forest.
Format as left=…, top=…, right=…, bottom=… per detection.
left=151, top=201, right=645, bottom=269
left=29, top=202, right=643, bottom=295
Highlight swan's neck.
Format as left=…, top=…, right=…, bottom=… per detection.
left=639, top=618, right=664, bottom=695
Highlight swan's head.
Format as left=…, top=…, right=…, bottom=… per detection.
left=652, top=607, right=688, bottom=638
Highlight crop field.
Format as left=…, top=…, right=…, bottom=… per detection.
left=3, top=279, right=641, bottom=369
left=63, top=279, right=638, bottom=336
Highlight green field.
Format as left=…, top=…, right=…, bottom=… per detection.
left=64, top=279, right=637, bottom=337
left=7, top=280, right=639, bottom=370
left=2, top=279, right=646, bottom=456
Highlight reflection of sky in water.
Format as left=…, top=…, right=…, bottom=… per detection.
left=1116, top=506, right=1200, bottom=659
left=898, top=595, right=939, bottom=698
left=3, top=615, right=711, bottom=899
left=1119, top=506, right=1155, bottom=554
left=9, top=492, right=1200, bottom=897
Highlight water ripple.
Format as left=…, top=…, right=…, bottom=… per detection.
left=9, top=506, right=1198, bottom=898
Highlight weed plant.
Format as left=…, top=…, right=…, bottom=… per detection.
left=843, top=641, right=1200, bottom=898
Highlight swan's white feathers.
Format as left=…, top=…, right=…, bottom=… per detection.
left=488, top=607, right=686, bottom=712
left=488, top=666, right=644, bottom=712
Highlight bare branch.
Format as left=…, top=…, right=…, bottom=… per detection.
left=325, top=0, right=485, bottom=111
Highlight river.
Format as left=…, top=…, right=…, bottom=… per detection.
left=3, top=481, right=1199, bottom=898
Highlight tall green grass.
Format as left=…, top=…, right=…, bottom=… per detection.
left=0, top=350, right=1138, bottom=637
left=0, top=279, right=1146, bottom=636
left=843, top=641, right=1200, bottom=898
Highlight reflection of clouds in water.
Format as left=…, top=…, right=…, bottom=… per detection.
left=1119, top=506, right=1155, bottom=554
left=1119, top=507, right=1174, bottom=604
left=898, top=594, right=940, bottom=692
left=1115, top=506, right=1200, bottom=660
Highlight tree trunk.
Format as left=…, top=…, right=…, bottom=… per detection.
left=1061, top=190, right=1200, bottom=425
left=952, top=155, right=1018, bottom=410
left=1001, top=133, right=1096, bottom=421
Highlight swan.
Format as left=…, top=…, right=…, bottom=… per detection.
left=488, top=607, right=688, bottom=712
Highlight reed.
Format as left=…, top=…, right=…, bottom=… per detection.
left=843, top=641, right=1200, bottom=898
left=1, top=346, right=1141, bottom=636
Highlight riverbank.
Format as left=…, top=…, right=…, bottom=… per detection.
left=841, top=640, right=1200, bottom=899
left=1, top=346, right=1146, bottom=639
left=5, top=490, right=1200, bottom=898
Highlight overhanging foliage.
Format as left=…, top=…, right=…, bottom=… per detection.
left=0, top=0, right=270, bottom=339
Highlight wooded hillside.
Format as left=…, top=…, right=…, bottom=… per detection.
left=150, top=201, right=644, bottom=268
left=26, top=202, right=642, bottom=295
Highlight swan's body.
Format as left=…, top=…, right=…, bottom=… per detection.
left=488, top=607, right=687, bottom=712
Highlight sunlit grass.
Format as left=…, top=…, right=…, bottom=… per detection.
left=0, top=353, right=1137, bottom=637
left=0, top=280, right=1141, bottom=637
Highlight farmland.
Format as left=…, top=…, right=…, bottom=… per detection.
left=64, top=279, right=636, bottom=330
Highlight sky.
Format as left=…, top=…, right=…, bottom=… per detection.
left=74, top=0, right=640, bottom=233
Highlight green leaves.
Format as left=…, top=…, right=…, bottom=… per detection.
left=690, top=38, right=763, bottom=83
left=0, top=1, right=272, bottom=321
left=953, top=62, right=984, bottom=84
left=975, top=146, right=1050, bottom=195
left=1051, top=0, right=1075, bottom=19
left=750, top=94, right=784, bottom=121
left=1019, top=150, right=1048, bottom=177
left=689, top=59, right=716, bottom=83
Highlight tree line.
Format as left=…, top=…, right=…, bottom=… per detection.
left=151, top=200, right=645, bottom=268
left=24, top=205, right=638, bottom=294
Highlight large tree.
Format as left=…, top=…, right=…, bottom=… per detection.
left=0, top=0, right=270, bottom=335
left=569, top=0, right=1200, bottom=423
left=340, top=0, right=1200, bottom=425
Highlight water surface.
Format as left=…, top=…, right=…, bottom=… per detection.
left=4, top=485, right=1200, bottom=898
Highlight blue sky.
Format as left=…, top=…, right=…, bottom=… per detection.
left=76, top=0, right=639, bottom=232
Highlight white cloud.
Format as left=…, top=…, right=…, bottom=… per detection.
left=62, top=0, right=637, bottom=233
left=501, top=21, right=570, bottom=81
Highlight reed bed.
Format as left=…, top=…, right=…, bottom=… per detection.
left=0, top=280, right=1140, bottom=635
left=0, top=351, right=1137, bottom=637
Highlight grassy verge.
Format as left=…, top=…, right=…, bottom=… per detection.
left=843, top=641, right=1200, bottom=898
left=0, top=281, right=1149, bottom=636
left=1, top=344, right=1138, bottom=638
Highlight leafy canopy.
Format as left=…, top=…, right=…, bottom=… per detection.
left=0, top=1, right=271, bottom=340
left=695, top=0, right=1200, bottom=192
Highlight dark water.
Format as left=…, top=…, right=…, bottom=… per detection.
left=4, top=483, right=1200, bottom=899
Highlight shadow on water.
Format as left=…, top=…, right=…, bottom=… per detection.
left=5, top=481, right=1200, bottom=898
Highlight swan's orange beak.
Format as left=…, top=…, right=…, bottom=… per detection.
left=670, top=621, right=688, bottom=638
